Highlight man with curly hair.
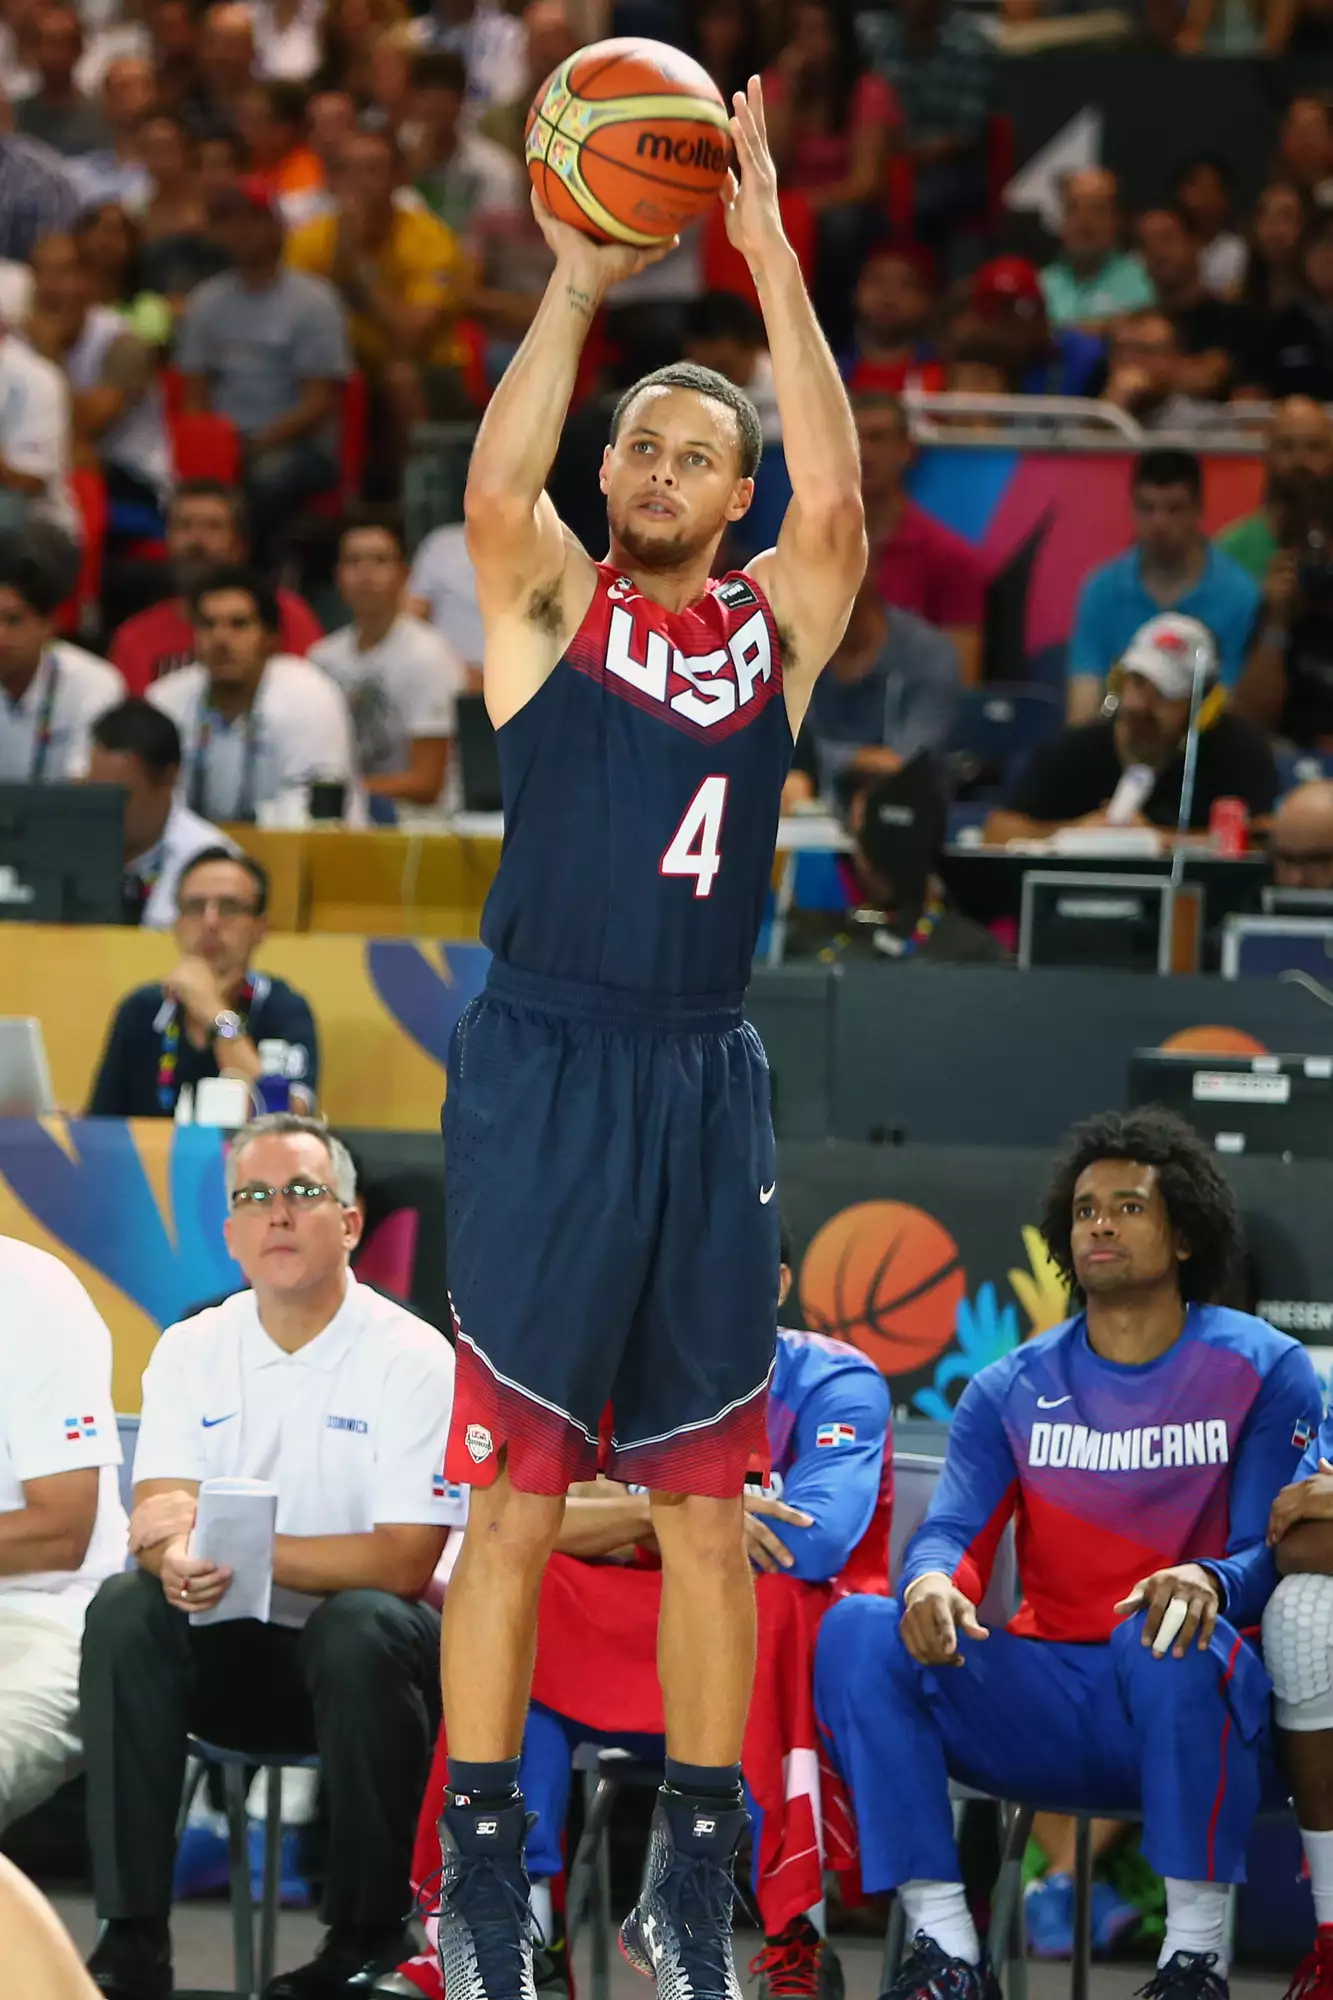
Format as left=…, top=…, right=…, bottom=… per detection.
left=814, top=1107, right=1320, bottom=2000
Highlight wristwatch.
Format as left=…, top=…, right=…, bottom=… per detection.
left=212, top=1009, right=244, bottom=1044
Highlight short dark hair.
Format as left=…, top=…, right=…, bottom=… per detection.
left=1174, top=151, right=1233, bottom=194
left=610, top=362, right=763, bottom=480
left=1133, top=446, right=1201, bottom=502
left=410, top=48, right=467, bottom=93
left=0, top=541, right=67, bottom=618
left=172, top=478, right=248, bottom=538
left=683, top=290, right=766, bottom=351
left=177, top=844, right=270, bottom=916
left=340, top=502, right=406, bottom=555
left=188, top=562, right=280, bottom=632
left=91, top=698, right=182, bottom=778
left=1040, top=1107, right=1242, bottom=1308
left=851, top=387, right=909, bottom=436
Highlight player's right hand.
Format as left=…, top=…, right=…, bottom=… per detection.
left=130, top=1488, right=197, bottom=1555
left=530, top=190, right=679, bottom=294
left=900, top=1574, right=989, bottom=1667
left=1269, top=1459, right=1333, bottom=1543
left=160, top=1537, right=232, bottom=1615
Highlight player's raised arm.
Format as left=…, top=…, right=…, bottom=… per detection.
left=728, top=78, right=867, bottom=731
left=464, top=199, right=675, bottom=718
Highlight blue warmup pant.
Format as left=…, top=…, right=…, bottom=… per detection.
left=813, top=1597, right=1279, bottom=1892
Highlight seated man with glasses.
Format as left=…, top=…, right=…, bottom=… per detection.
left=1270, top=780, right=1333, bottom=893
left=86, top=847, right=318, bottom=1119
left=80, top=1113, right=458, bottom=2000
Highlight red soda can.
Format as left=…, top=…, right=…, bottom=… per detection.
left=1209, top=796, right=1248, bottom=856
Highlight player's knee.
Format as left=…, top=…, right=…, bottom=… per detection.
left=469, top=1479, right=566, bottom=1568
left=1264, top=1572, right=1333, bottom=1730
left=650, top=1491, right=747, bottom=1573
left=1112, top=1608, right=1227, bottom=1694
left=815, top=1594, right=903, bottom=1717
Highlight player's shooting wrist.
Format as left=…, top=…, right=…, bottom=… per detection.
left=904, top=1570, right=954, bottom=1607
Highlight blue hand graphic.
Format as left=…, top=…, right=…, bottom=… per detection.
left=911, top=1282, right=1019, bottom=1421
left=366, top=941, right=491, bottom=1067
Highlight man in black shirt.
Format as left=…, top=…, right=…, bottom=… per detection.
left=985, top=614, right=1278, bottom=844
left=1134, top=208, right=1254, bottom=399
left=87, top=847, right=319, bottom=1117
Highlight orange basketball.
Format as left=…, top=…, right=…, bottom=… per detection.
left=799, top=1201, right=967, bottom=1379
left=1161, top=1025, right=1269, bottom=1056
left=526, top=38, right=731, bottom=248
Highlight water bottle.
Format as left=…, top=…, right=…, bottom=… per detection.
left=257, top=1040, right=293, bottom=1114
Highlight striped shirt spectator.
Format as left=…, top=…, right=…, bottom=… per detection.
left=0, top=131, right=81, bottom=262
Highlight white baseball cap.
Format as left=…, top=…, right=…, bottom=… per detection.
left=1118, top=614, right=1218, bottom=701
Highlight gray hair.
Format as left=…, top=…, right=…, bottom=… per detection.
left=225, top=1113, right=358, bottom=1206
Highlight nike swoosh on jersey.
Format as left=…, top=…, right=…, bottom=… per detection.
left=201, top=1413, right=238, bottom=1428
left=1036, top=1395, right=1072, bottom=1410
left=759, top=1184, right=777, bottom=1204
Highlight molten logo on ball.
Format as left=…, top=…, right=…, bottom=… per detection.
left=799, top=1200, right=966, bottom=1380
left=635, top=131, right=729, bottom=173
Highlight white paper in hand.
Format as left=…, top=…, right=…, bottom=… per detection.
left=189, top=1478, right=278, bottom=1627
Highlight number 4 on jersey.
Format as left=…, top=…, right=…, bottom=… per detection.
left=660, top=775, right=729, bottom=899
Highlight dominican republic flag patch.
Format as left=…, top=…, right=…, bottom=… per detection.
left=816, top=1422, right=856, bottom=1448
left=65, top=1416, right=97, bottom=1441
left=1294, top=1418, right=1316, bottom=1449
left=432, top=1471, right=448, bottom=1498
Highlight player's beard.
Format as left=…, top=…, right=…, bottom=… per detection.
left=609, top=505, right=718, bottom=573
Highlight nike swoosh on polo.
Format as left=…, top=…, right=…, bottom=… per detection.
left=201, top=1413, right=238, bottom=1428
left=1036, top=1395, right=1072, bottom=1410
left=759, top=1184, right=777, bottom=1204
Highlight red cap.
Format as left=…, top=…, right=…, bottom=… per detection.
left=231, top=174, right=280, bottom=218
left=972, top=256, right=1043, bottom=316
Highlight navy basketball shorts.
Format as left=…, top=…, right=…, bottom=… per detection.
left=442, top=962, right=780, bottom=1498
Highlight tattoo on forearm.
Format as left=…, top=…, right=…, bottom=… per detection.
left=564, top=282, right=596, bottom=319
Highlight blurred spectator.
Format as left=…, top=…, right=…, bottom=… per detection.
left=841, top=243, right=944, bottom=394
left=195, top=1, right=259, bottom=131
left=22, top=231, right=168, bottom=516
left=953, top=256, right=1103, bottom=397
left=305, top=87, right=358, bottom=192
left=409, top=49, right=521, bottom=238
left=941, top=328, right=1019, bottom=405
left=764, top=0, right=898, bottom=342
left=0, top=542, right=123, bottom=782
left=1270, top=779, right=1333, bottom=887
left=1234, top=459, right=1333, bottom=746
left=1099, top=311, right=1223, bottom=433
left=788, top=574, right=959, bottom=803
left=16, top=5, right=110, bottom=158
left=316, top=0, right=408, bottom=105
left=86, top=850, right=318, bottom=1114
left=253, top=0, right=327, bottom=82
left=197, top=127, right=246, bottom=212
left=787, top=753, right=1004, bottom=964
left=0, top=1240, right=125, bottom=1839
left=1250, top=210, right=1333, bottom=402
left=858, top=0, right=990, bottom=246
left=1219, top=396, right=1333, bottom=585
left=86, top=698, right=235, bottom=927
left=73, top=201, right=173, bottom=350
left=1277, top=95, right=1333, bottom=209
left=413, top=0, right=526, bottom=114
left=111, top=481, right=323, bottom=691
left=1066, top=447, right=1259, bottom=722
left=404, top=518, right=483, bottom=679
left=1240, top=180, right=1311, bottom=319
left=1041, top=168, right=1153, bottom=333
left=988, top=613, right=1277, bottom=843
left=856, top=391, right=986, bottom=685
left=683, top=0, right=765, bottom=104
left=1174, top=154, right=1246, bottom=297
left=234, top=79, right=325, bottom=216
left=682, top=291, right=779, bottom=442
left=0, top=0, right=42, bottom=102
left=312, top=509, right=463, bottom=809
left=367, top=23, right=416, bottom=133
left=1134, top=207, right=1254, bottom=398
left=0, top=92, right=81, bottom=260
left=176, top=181, right=348, bottom=546
left=149, top=0, right=202, bottom=117
left=478, top=0, right=577, bottom=163
left=149, top=564, right=360, bottom=823
left=135, top=110, right=230, bottom=306
left=0, top=315, right=79, bottom=544
left=286, top=128, right=474, bottom=438
left=77, top=0, right=154, bottom=99
left=69, top=54, right=155, bottom=209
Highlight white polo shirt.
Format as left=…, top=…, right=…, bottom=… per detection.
left=0, top=331, right=78, bottom=541
left=0, top=1237, right=128, bottom=1631
left=310, top=616, right=462, bottom=804
left=133, top=1274, right=457, bottom=1628
left=125, top=798, right=237, bottom=930
left=0, top=641, right=125, bottom=784
left=407, top=524, right=484, bottom=672
left=148, top=654, right=363, bottom=825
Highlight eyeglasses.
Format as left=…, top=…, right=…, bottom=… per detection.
left=178, top=895, right=261, bottom=920
left=230, top=1178, right=336, bottom=1212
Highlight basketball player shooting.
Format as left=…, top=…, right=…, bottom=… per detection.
left=434, top=74, right=865, bottom=2000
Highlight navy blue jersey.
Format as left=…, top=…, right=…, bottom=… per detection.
left=481, top=563, right=794, bottom=997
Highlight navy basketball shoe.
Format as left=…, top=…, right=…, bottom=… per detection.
left=883, top=1933, right=1002, bottom=2000
left=435, top=1798, right=536, bottom=2000
left=620, top=1791, right=747, bottom=2000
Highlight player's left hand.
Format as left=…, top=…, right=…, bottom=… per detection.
left=1268, top=1459, right=1333, bottom=1543
left=721, top=76, right=786, bottom=267
left=743, top=1491, right=814, bottom=1572
left=1115, top=1562, right=1220, bottom=1658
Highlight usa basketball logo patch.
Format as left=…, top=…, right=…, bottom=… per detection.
left=816, top=1422, right=856, bottom=1448
left=466, top=1423, right=494, bottom=1464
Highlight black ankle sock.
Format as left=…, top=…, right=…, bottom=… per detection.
left=663, top=1758, right=743, bottom=1801
left=447, top=1755, right=522, bottom=1809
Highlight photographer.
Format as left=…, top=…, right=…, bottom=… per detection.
left=1235, top=465, right=1333, bottom=746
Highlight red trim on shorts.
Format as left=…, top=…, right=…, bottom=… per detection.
left=609, top=1376, right=772, bottom=1497
left=1205, top=1631, right=1243, bottom=1881
left=444, top=1327, right=599, bottom=1494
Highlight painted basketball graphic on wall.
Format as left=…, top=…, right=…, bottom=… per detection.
left=1160, top=1026, right=1269, bottom=1057
left=800, top=1200, right=966, bottom=1379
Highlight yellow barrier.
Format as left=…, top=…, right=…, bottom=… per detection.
left=225, top=826, right=504, bottom=936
